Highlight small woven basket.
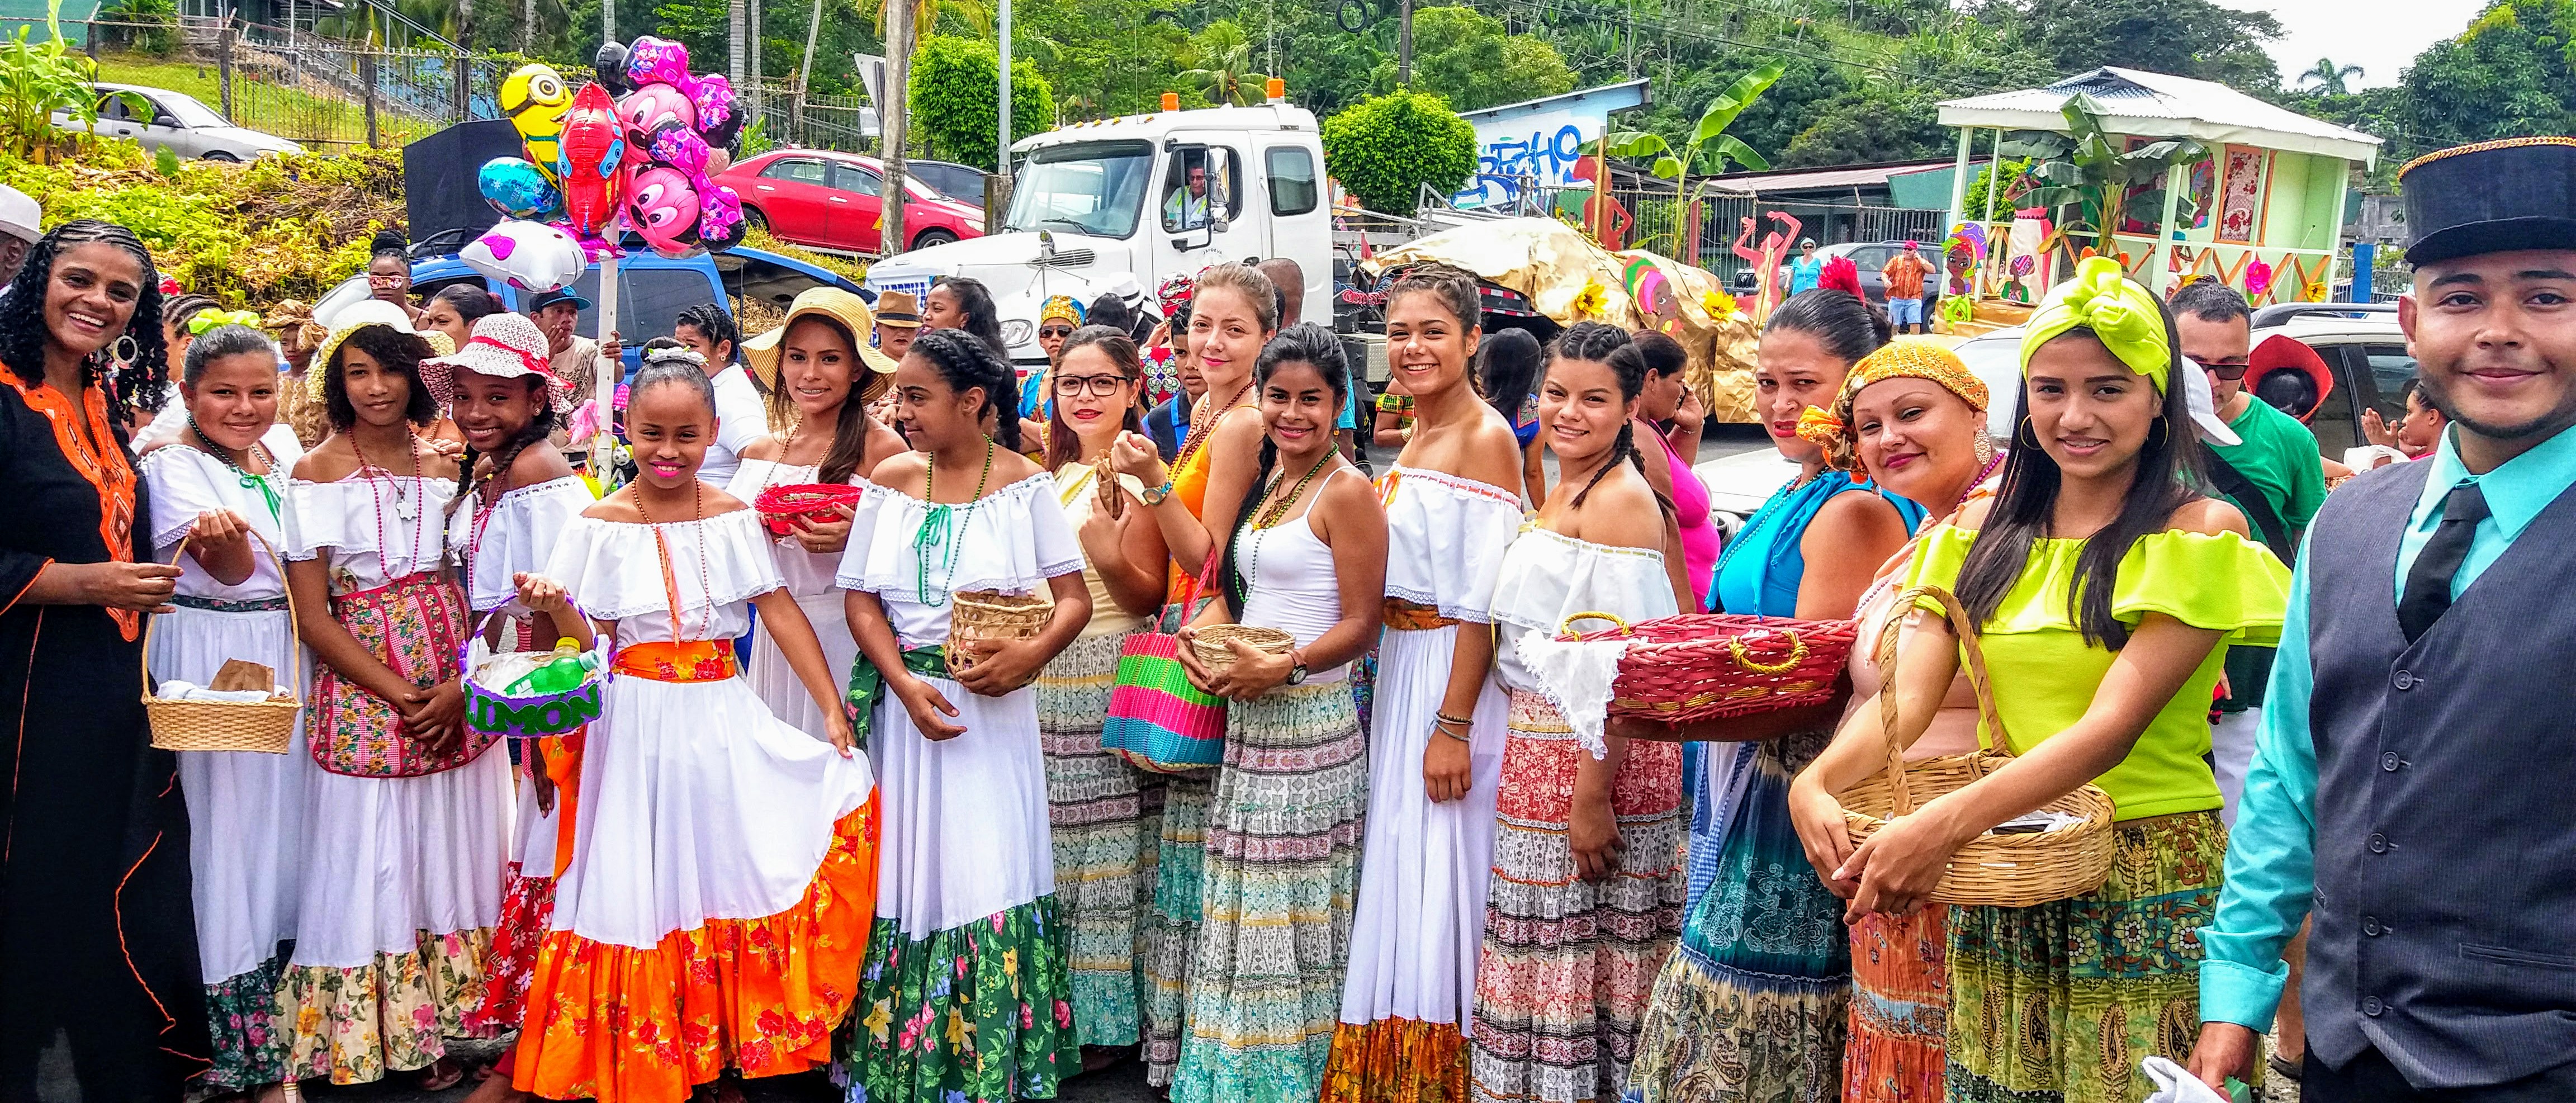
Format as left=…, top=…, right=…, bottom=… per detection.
left=754, top=483, right=864, bottom=537
left=1566, top=610, right=1858, bottom=723
left=946, top=589, right=1052, bottom=674
left=143, top=531, right=301, bottom=754
left=1837, top=585, right=2116, bottom=909
left=462, top=611, right=604, bottom=739
left=1191, top=624, right=1295, bottom=668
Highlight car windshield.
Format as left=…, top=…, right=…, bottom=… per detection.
left=148, top=89, right=232, bottom=129
left=1002, top=140, right=1152, bottom=239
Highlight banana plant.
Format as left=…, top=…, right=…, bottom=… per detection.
left=2018, top=93, right=2210, bottom=254
left=0, top=1, right=122, bottom=162
left=1576, top=61, right=1783, bottom=254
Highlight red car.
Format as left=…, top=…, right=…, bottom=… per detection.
left=717, top=150, right=986, bottom=254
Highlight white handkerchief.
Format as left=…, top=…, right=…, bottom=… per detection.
left=1514, top=632, right=1628, bottom=760
left=2139, top=1056, right=2231, bottom=1103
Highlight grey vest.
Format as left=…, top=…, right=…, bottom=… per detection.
left=2303, top=458, right=2576, bottom=1088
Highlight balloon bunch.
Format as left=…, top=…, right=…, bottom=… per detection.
left=467, top=36, right=749, bottom=292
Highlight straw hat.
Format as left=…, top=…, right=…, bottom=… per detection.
left=306, top=299, right=454, bottom=401
left=420, top=312, right=574, bottom=412
left=741, top=287, right=898, bottom=399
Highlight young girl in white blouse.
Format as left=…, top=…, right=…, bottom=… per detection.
left=834, top=328, right=1092, bottom=1103
left=505, top=358, right=874, bottom=1103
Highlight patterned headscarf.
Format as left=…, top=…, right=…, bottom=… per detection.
left=1797, top=341, right=1989, bottom=471
left=2020, top=255, right=2172, bottom=392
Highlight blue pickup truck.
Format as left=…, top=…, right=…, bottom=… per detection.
left=312, top=244, right=864, bottom=380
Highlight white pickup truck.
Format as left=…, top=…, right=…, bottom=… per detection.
left=863, top=99, right=1334, bottom=368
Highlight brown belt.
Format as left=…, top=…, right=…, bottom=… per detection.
left=1382, top=598, right=1458, bottom=632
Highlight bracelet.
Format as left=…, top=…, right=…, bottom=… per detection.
left=1434, top=710, right=1472, bottom=726
left=1433, top=718, right=1473, bottom=742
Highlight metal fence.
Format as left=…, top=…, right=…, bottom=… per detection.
left=29, top=16, right=886, bottom=153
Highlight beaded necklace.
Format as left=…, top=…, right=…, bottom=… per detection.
left=1173, top=380, right=1255, bottom=469
left=347, top=430, right=423, bottom=579
left=1236, top=449, right=1334, bottom=597
left=190, top=421, right=282, bottom=521
left=913, top=437, right=995, bottom=607
left=634, top=479, right=714, bottom=640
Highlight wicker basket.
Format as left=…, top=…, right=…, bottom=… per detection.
left=1191, top=624, right=1295, bottom=668
left=946, top=589, right=1052, bottom=674
left=142, top=531, right=301, bottom=754
left=1564, top=610, right=1858, bottom=723
left=1836, top=585, right=2116, bottom=909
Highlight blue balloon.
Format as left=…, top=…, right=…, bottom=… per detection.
left=479, top=157, right=564, bottom=221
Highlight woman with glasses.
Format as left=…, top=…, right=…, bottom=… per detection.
left=366, top=230, right=423, bottom=326
left=1035, top=325, right=1170, bottom=1064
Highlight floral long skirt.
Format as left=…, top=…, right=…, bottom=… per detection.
left=1845, top=906, right=1949, bottom=1103
left=1470, top=692, right=1685, bottom=1103
left=1943, top=813, right=2225, bottom=1103
left=1169, top=680, right=1369, bottom=1103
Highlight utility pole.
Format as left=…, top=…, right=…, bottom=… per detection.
left=603, top=0, right=613, bottom=48
left=797, top=0, right=823, bottom=145
left=729, top=0, right=746, bottom=89
left=997, top=0, right=1010, bottom=174
left=1396, top=0, right=1412, bottom=85
left=523, top=0, right=534, bottom=53
left=880, top=0, right=913, bottom=257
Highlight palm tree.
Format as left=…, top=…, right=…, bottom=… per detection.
left=878, top=0, right=992, bottom=41
left=2298, top=57, right=2365, bottom=96
left=1177, top=21, right=1271, bottom=107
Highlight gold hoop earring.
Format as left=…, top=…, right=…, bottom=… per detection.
left=2148, top=418, right=2170, bottom=451
left=2016, top=420, right=2042, bottom=451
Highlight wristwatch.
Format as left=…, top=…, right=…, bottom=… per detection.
left=1286, top=650, right=1309, bottom=685
left=1141, top=480, right=1175, bottom=506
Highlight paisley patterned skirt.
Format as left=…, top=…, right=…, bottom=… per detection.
left=1036, top=630, right=1153, bottom=1048
left=1621, top=733, right=1848, bottom=1103
left=1943, top=813, right=2225, bottom=1103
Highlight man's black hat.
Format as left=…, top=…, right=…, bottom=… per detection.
left=2400, top=137, right=2576, bottom=266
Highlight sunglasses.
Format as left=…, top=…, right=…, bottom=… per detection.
left=1039, top=325, right=1076, bottom=339
left=2190, top=355, right=2251, bottom=381
left=366, top=273, right=408, bottom=286
left=1054, top=373, right=1129, bottom=397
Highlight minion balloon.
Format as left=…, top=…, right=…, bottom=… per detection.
left=500, top=63, right=573, bottom=181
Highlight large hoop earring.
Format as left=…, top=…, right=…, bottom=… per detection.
left=2016, top=420, right=2042, bottom=451
left=2148, top=418, right=2170, bottom=451
left=112, top=334, right=139, bottom=367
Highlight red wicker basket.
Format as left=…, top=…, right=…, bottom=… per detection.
left=754, top=483, right=864, bottom=536
left=1561, top=610, right=1858, bottom=723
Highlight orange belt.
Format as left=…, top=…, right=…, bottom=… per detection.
left=611, top=639, right=740, bottom=682
left=1383, top=599, right=1459, bottom=632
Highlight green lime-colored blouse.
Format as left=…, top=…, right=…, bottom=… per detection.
left=1903, top=524, right=2292, bottom=820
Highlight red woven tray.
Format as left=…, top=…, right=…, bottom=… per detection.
left=754, top=483, right=863, bottom=536
left=1564, top=610, right=1858, bottom=723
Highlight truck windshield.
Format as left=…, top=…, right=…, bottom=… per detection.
left=1002, top=140, right=1153, bottom=240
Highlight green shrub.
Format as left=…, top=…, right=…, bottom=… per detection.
left=910, top=35, right=1055, bottom=173
left=1320, top=88, right=1475, bottom=214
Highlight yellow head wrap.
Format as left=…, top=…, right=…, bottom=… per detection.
left=2019, top=255, right=2172, bottom=392
left=1794, top=342, right=1988, bottom=468
left=187, top=308, right=263, bottom=337
left=1039, top=295, right=1085, bottom=328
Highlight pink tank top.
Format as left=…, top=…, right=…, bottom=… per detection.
left=1650, top=426, right=1718, bottom=608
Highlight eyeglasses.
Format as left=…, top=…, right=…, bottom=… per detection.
left=1054, top=373, right=1129, bottom=397
left=2189, top=355, right=2251, bottom=381
left=1039, top=325, right=1076, bottom=339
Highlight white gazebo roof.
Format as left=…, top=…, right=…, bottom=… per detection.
left=1938, top=67, right=2383, bottom=167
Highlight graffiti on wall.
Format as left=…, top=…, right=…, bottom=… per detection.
left=1453, top=110, right=1604, bottom=209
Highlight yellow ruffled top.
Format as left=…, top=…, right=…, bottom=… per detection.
left=1904, top=524, right=2291, bottom=820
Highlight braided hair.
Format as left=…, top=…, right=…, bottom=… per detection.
left=910, top=326, right=1023, bottom=453
left=1219, top=322, right=1348, bottom=613
left=446, top=372, right=562, bottom=522
left=1549, top=321, right=1670, bottom=515
left=0, top=219, right=170, bottom=415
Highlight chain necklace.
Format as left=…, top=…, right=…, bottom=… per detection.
left=913, top=437, right=995, bottom=607
left=634, top=478, right=714, bottom=639
left=1237, top=449, right=1334, bottom=597
left=348, top=431, right=423, bottom=579
left=190, top=420, right=281, bottom=521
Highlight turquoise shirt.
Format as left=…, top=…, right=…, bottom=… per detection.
left=2199, top=424, right=2576, bottom=1029
left=1789, top=256, right=1825, bottom=296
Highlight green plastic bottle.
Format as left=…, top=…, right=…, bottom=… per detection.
left=506, top=638, right=600, bottom=697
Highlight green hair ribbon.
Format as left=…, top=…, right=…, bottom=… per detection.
left=2019, top=256, right=2172, bottom=393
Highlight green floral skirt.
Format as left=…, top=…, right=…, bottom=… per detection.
left=838, top=897, right=1079, bottom=1103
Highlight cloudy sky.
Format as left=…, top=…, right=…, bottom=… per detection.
left=2232, top=0, right=2489, bottom=88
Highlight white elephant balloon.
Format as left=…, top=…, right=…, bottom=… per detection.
left=460, top=219, right=587, bottom=295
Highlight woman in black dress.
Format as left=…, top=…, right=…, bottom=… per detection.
left=0, top=220, right=210, bottom=1100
